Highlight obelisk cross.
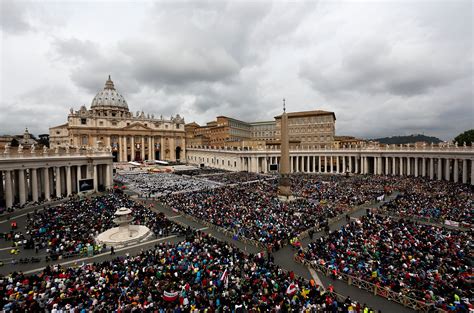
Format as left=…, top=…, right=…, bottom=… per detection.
left=283, top=98, right=286, bottom=112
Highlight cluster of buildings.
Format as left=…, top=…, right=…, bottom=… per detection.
left=1, top=76, right=473, bottom=210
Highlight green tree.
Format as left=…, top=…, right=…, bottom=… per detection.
left=454, top=129, right=474, bottom=146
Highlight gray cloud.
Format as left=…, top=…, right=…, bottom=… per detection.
left=1, top=0, right=472, bottom=141
left=0, top=0, right=32, bottom=34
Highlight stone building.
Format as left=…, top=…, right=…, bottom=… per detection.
left=186, top=109, right=336, bottom=148
left=49, top=76, right=186, bottom=162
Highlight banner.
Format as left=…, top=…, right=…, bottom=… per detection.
left=163, top=291, right=179, bottom=302
left=444, top=220, right=459, bottom=227
left=376, top=195, right=385, bottom=201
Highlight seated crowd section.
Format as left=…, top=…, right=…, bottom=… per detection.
left=298, top=214, right=472, bottom=311
left=0, top=232, right=378, bottom=312
left=4, top=193, right=184, bottom=258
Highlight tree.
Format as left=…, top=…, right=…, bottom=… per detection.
left=453, top=129, right=474, bottom=146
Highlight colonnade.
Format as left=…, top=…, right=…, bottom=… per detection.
left=0, top=150, right=114, bottom=210
left=186, top=147, right=474, bottom=185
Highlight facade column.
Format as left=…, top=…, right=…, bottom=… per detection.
left=318, top=156, right=322, bottom=173
left=336, top=156, right=340, bottom=173
left=131, top=136, right=135, bottom=161
left=290, top=156, right=294, bottom=173
left=43, top=168, right=50, bottom=200
left=295, top=156, right=299, bottom=172
left=414, top=157, right=418, bottom=177
left=422, top=158, right=426, bottom=177
left=141, top=137, right=145, bottom=161
left=106, top=164, right=112, bottom=188
left=462, top=159, right=467, bottom=184
left=5, top=170, right=13, bottom=208
left=306, top=156, right=310, bottom=173
left=453, top=159, right=459, bottom=183
left=55, top=167, right=61, bottom=197
left=342, top=156, right=346, bottom=173
left=31, top=168, right=38, bottom=202
left=355, top=157, right=359, bottom=173
left=93, top=165, right=98, bottom=191
left=429, top=158, right=434, bottom=180
left=445, top=158, right=450, bottom=181
left=364, top=156, right=368, bottom=174
left=263, top=157, right=268, bottom=173
left=66, top=166, right=72, bottom=196
left=349, top=156, right=352, bottom=173
left=437, top=158, right=442, bottom=181
left=330, top=156, right=333, bottom=173
left=392, top=157, right=396, bottom=175
left=312, top=156, right=316, bottom=173
left=148, top=137, right=153, bottom=161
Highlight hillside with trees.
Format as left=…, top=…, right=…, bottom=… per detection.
left=371, top=134, right=442, bottom=145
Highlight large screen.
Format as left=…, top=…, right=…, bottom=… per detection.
left=269, top=164, right=278, bottom=171
left=79, top=178, right=94, bottom=192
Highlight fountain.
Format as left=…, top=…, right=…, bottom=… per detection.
left=96, top=207, right=152, bottom=248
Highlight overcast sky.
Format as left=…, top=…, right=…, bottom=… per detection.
left=0, top=0, right=472, bottom=140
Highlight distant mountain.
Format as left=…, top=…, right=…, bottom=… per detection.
left=370, top=134, right=443, bottom=145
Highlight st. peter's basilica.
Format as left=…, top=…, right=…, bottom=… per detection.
left=49, top=76, right=186, bottom=162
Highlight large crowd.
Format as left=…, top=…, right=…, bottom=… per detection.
left=203, top=172, right=271, bottom=184
left=0, top=232, right=379, bottom=312
left=12, top=193, right=183, bottom=257
left=381, top=180, right=473, bottom=225
left=114, top=172, right=221, bottom=197
left=160, top=175, right=399, bottom=249
left=299, top=214, right=473, bottom=311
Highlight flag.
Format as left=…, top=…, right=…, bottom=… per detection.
left=286, top=283, right=297, bottom=295
left=163, top=291, right=179, bottom=302
left=220, top=269, right=229, bottom=287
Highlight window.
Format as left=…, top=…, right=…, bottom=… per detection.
left=56, top=131, right=60, bottom=135
left=99, top=121, right=103, bottom=126
left=82, top=136, right=88, bottom=145
left=81, top=118, right=87, bottom=125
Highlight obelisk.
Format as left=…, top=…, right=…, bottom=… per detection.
left=278, top=99, right=292, bottom=198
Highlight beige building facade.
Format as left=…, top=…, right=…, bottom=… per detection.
left=50, top=76, right=186, bottom=162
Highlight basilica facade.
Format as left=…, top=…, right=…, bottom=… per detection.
left=49, top=76, right=186, bottom=162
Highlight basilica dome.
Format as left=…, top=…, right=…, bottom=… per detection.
left=91, top=76, right=129, bottom=110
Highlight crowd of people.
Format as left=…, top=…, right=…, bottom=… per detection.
left=203, top=172, right=270, bottom=184
left=173, top=167, right=229, bottom=176
left=0, top=232, right=380, bottom=312
left=14, top=193, right=183, bottom=257
left=381, top=179, right=472, bottom=225
left=299, top=214, right=472, bottom=311
left=160, top=174, right=394, bottom=249
left=114, top=172, right=221, bottom=197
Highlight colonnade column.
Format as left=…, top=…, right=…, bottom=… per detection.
left=392, top=157, right=396, bottom=175
left=295, top=156, right=299, bottom=173
left=336, top=156, right=339, bottom=173
left=437, top=158, right=442, bottom=181
left=422, top=158, right=426, bottom=177
left=364, top=157, right=368, bottom=174
left=290, top=157, right=294, bottom=173
left=414, top=157, right=418, bottom=177
left=31, top=168, right=38, bottom=202
left=406, top=157, right=411, bottom=176
left=18, top=169, right=26, bottom=205
left=312, top=156, right=316, bottom=173
left=330, top=156, right=333, bottom=173
left=399, top=157, right=404, bottom=176
left=348, top=156, right=352, bottom=173
left=471, top=160, right=474, bottom=185
left=318, top=156, right=322, bottom=173
left=324, top=156, right=327, bottom=173
left=378, top=157, right=383, bottom=175
left=453, top=159, right=459, bottom=183
left=43, top=167, right=50, bottom=201
left=141, top=137, right=145, bottom=161
left=385, top=157, right=389, bottom=175
left=445, top=158, right=450, bottom=181
left=5, top=170, right=12, bottom=208
left=342, top=156, right=346, bottom=173
left=355, top=157, right=359, bottom=174
left=462, top=159, right=467, bottom=184
left=66, top=166, right=72, bottom=196
left=55, top=167, right=61, bottom=197
left=429, top=158, right=434, bottom=180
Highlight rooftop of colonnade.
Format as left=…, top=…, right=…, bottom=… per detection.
left=186, top=143, right=474, bottom=156
left=0, top=145, right=113, bottom=161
